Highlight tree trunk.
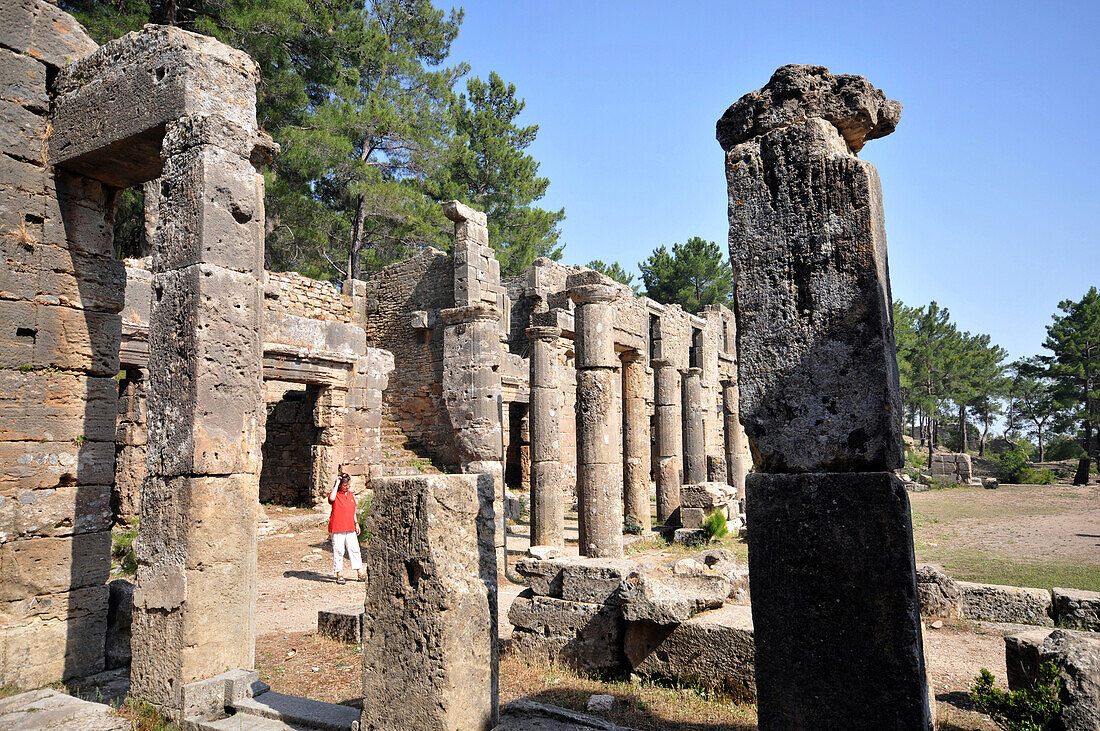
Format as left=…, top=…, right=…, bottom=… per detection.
left=350, top=192, right=367, bottom=280
left=958, top=403, right=968, bottom=453
left=979, top=417, right=990, bottom=458
left=1037, top=425, right=1045, bottom=463
left=1075, top=417, right=1094, bottom=485
left=928, top=418, right=935, bottom=465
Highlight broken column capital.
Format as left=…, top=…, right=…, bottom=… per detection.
left=568, top=283, right=620, bottom=306
left=716, top=64, right=902, bottom=153
left=442, top=199, right=488, bottom=227
left=440, top=303, right=500, bottom=325
left=680, top=366, right=703, bottom=379
left=526, top=325, right=561, bottom=342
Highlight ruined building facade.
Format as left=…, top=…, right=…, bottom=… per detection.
left=0, top=1, right=749, bottom=695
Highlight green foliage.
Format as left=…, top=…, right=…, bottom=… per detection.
left=702, top=511, right=728, bottom=541
left=112, top=522, right=138, bottom=576
left=1045, top=436, right=1086, bottom=461
left=1008, top=358, right=1073, bottom=462
left=356, top=494, right=372, bottom=544
left=1042, top=286, right=1100, bottom=467
left=587, top=260, right=638, bottom=292
left=639, top=237, right=733, bottom=313
left=432, top=71, right=565, bottom=275
left=996, top=446, right=1055, bottom=484
left=623, top=514, right=643, bottom=535
left=968, top=662, right=1062, bottom=731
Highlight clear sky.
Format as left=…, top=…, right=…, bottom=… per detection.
left=446, top=0, right=1098, bottom=362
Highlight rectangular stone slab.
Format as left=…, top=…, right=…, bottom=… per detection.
left=745, top=471, right=930, bottom=729
left=725, top=118, right=904, bottom=472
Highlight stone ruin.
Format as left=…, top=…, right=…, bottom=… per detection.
left=0, top=3, right=985, bottom=728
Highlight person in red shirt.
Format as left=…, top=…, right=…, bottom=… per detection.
left=327, top=471, right=363, bottom=584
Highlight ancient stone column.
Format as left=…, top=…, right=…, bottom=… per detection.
left=569, top=278, right=623, bottom=558
left=652, top=359, right=681, bottom=523
left=527, top=325, right=564, bottom=548
left=310, top=386, right=346, bottom=505
left=363, top=474, right=498, bottom=730
left=441, top=201, right=506, bottom=548
left=721, top=378, right=748, bottom=495
left=680, top=366, right=706, bottom=486
left=719, top=65, right=929, bottom=728
left=621, top=351, right=651, bottom=534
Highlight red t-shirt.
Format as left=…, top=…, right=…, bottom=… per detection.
left=328, top=489, right=358, bottom=533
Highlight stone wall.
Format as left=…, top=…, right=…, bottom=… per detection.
left=0, top=1, right=111, bottom=688
left=259, top=381, right=319, bottom=505
left=361, top=248, right=457, bottom=466
left=264, top=270, right=353, bottom=323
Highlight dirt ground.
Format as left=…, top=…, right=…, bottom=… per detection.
left=911, top=483, right=1100, bottom=592
left=253, top=518, right=1023, bottom=729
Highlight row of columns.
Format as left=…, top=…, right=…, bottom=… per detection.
left=527, top=291, right=744, bottom=559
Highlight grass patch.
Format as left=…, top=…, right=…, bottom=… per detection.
left=111, top=521, right=138, bottom=576
left=500, top=653, right=757, bottom=730
left=255, top=631, right=361, bottom=707
left=925, top=549, right=1100, bottom=594
left=0, top=683, right=21, bottom=700
left=115, top=698, right=181, bottom=731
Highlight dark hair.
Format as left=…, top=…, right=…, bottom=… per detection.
left=339, top=473, right=350, bottom=483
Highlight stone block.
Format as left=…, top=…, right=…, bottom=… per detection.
left=707, top=455, right=727, bottom=483
left=105, top=579, right=133, bottom=670
left=496, top=699, right=635, bottom=730
left=0, top=610, right=106, bottom=686
left=958, top=581, right=1053, bottom=626
left=0, top=531, right=111, bottom=601
left=916, top=565, right=963, bottom=620
left=1, top=485, right=113, bottom=539
left=620, top=571, right=730, bottom=625
left=679, top=507, right=706, bottom=529
left=0, top=371, right=118, bottom=444
left=50, top=26, right=258, bottom=187
left=0, top=688, right=127, bottom=730
left=0, top=299, right=121, bottom=376
left=0, top=0, right=36, bottom=56
left=1006, top=629, right=1100, bottom=731
left=155, top=144, right=264, bottom=275
left=2, top=238, right=126, bottom=313
left=0, top=47, right=48, bottom=112
left=1053, top=587, right=1100, bottom=632
left=745, top=471, right=929, bottom=728
left=625, top=605, right=756, bottom=700
left=26, top=0, right=98, bottom=69
left=146, top=264, right=263, bottom=478
left=0, top=439, right=115, bottom=490
left=508, top=593, right=625, bottom=675
left=679, top=482, right=735, bottom=509
left=672, top=528, right=705, bottom=545
left=317, top=605, right=363, bottom=644
left=515, top=557, right=565, bottom=597
left=724, top=116, right=904, bottom=473
left=362, top=474, right=497, bottom=731
left=0, top=98, right=46, bottom=164
left=561, top=558, right=633, bottom=605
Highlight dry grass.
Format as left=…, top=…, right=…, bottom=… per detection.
left=255, top=631, right=362, bottom=707
left=114, top=698, right=180, bottom=731
left=499, top=652, right=757, bottom=730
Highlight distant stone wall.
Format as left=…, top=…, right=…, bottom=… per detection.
left=361, top=248, right=458, bottom=466
left=264, top=270, right=354, bottom=323
left=259, top=382, right=319, bottom=505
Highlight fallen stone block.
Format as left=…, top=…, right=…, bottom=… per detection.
left=672, top=528, right=706, bottom=545
left=625, top=605, right=756, bottom=701
left=508, top=592, right=625, bottom=674
left=620, top=571, right=730, bottom=625
left=317, top=605, right=362, bottom=644
left=959, top=581, right=1053, bottom=626
left=0, top=688, right=128, bottom=730
left=679, top=507, right=706, bottom=529
left=916, top=566, right=963, bottom=620
left=679, top=482, right=735, bottom=509
left=515, top=556, right=632, bottom=605
left=1005, top=628, right=1100, bottom=731
left=494, top=699, right=636, bottom=730
left=1053, top=587, right=1100, bottom=632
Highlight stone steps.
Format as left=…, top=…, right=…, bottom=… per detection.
left=229, top=691, right=359, bottom=731
left=374, top=416, right=442, bottom=478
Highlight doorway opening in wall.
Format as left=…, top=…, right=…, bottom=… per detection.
left=691, top=327, right=704, bottom=369
left=260, top=381, right=321, bottom=507
left=505, top=402, right=529, bottom=494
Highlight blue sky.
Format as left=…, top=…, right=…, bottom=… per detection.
left=446, top=1, right=1098, bottom=362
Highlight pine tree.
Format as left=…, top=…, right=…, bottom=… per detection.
left=431, top=71, right=564, bottom=275
left=1042, top=287, right=1100, bottom=483
left=639, top=237, right=733, bottom=314
left=586, top=260, right=638, bottom=292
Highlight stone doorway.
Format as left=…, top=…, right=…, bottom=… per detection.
left=260, top=381, right=321, bottom=506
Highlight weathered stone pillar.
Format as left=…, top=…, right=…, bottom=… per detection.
left=363, top=474, right=498, bottom=730
left=568, top=277, right=623, bottom=558
left=719, top=65, right=929, bottom=728
left=652, top=360, right=681, bottom=524
left=680, top=366, right=706, bottom=485
left=527, top=325, right=564, bottom=549
left=441, top=201, right=505, bottom=548
left=721, top=378, right=748, bottom=495
left=621, top=351, right=651, bottom=534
